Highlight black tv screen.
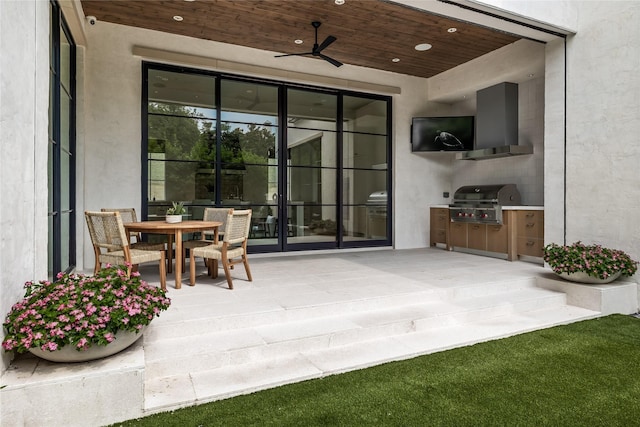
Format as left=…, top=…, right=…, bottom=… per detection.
left=411, top=116, right=475, bottom=152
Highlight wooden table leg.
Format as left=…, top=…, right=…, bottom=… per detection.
left=175, top=230, right=183, bottom=289
left=167, top=234, right=174, bottom=274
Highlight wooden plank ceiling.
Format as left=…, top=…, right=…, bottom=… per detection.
left=80, top=0, right=520, bottom=79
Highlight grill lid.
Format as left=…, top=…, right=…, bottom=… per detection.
left=367, top=190, right=387, bottom=205
left=452, top=184, right=521, bottom=205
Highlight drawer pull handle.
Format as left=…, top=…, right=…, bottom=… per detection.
left=526, top=223, right=535, bottom=227
left=526, top=241, right=535, bottom=246
left=526, top=213, right=535, bottom=217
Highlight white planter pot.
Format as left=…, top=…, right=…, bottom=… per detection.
left=28, top=327, right=146, bottom=363
left=557, top=271, right=622, bottom=284
left=166, top=214, right=183, bottom=223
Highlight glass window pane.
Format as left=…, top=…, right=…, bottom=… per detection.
left=60, top=212, right=70, bottom=272
left=288, top=89, right=337, bottom=131
left=288, top=129, right=336, bottom=168
left=60, top=92, right=70, bottom=152
left=343, top=133, right=387, bottom=169
left=60, top=27, right=71, bottom=90
left=147, top=159, right=203, bottom=204
left=286, top=204, right=337, bottom=242
left=61, top=153, right=70, bottom=210
left=342, top=169, right=387, bottom=204
left=48, top=214, right=53, bottom=278
left=48, top=142, right=54, bottom=212
left=49, top=73, right=55, bottom=139
left=220, top=164, right=276, bottom=205
left=343, top=96, right=387, bottom=135
left=148, top=116, right=215, bottom=161
left=342, top=205, right=387, bottom=241
left=220, top=122, right=277, bottom=167
left=221, top=80, right=278, bottom=123
left=288, top=166, right=336, bottom=204
left=148, top=70, right=216, bottom=118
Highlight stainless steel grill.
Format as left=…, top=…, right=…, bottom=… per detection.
left=449, top=184, right=521, bottom=224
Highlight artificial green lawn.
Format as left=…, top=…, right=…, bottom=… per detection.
left=116, top=315, right=640, bottom=426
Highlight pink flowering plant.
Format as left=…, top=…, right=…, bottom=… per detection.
left=543, top=241, right=638, bottom=280
left=2, top=264, right=171, bottom=354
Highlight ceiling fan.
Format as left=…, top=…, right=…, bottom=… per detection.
left=275, top=21, right=343, bottom=68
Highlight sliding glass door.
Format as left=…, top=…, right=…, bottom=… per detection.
left=143, top=63, right=391, bottom=253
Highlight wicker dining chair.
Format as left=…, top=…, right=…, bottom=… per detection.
left=85, top=211, right=167, bottom=290
left=189, top=209, right=252, bottom=289
left=182, top=207, right=233, bottom=270
left=100, top=208, right=166, bottom=252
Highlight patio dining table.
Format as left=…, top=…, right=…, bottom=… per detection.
left=125, top=220, right=221, bottom=289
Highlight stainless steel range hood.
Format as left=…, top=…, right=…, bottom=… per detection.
left=458, top=82, right=533, bottom=161
left=457, top=144, right=533, bottom=160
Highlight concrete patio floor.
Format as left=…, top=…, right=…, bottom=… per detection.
left=3, top=247, right=636, bottom=426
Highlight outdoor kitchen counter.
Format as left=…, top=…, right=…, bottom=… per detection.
left=503, top=206, right=544, bottom=210
left=430, top=206, right=545, bottom=261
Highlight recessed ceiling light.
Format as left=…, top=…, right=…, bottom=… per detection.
left=295, top=39, right=303, bottom=44
left=392, top=58, right=400, bottom=63
left=173, top=15, right=183, bottom=21
left=528, top=73, right=535, bottom=77
left=335, top=0, right=345, bottom=4
left=414, top=43, right=432, bottom=51
left=447, top=27, right=457, bottom=33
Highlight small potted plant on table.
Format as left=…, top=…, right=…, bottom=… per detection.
left=166, top=201, right=186, bottom=223
left=543, top=241, right=638, bottom=284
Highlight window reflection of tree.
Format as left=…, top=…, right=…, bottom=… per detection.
left=148, top=101, right=276, bottom=204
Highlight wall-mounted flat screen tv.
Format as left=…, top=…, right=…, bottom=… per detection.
left=411, top=116, right=475, bottom=152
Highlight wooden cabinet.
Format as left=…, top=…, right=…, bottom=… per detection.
left=452, top=220, right=508, bottom=254
left=430, top=208, right=450, bottom=249
left=467, top=223, right=487, bottom=250
left=515, top=210, right=544, bottom=257
left=449, top=222, right=467, bottom=248
left=429, top=206, right=542, bottom=261
left=486, top=223, right=509, bottom=254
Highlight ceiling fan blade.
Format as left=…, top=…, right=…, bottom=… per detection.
left=319, top=53, right=343, bottom=68
left=274, top=52, right=313, bottom=58
left=316, top=35, right=336, bottom=53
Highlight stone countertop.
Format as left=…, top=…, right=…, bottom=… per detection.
left=431, top=205, right=544, bottom=210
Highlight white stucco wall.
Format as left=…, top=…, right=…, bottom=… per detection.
left=0, top=0, right=49, bottom=371
left=564, top=2, right=640, bottom=258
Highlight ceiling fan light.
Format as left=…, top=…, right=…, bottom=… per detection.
left=414, top=43, right=432, bottom=51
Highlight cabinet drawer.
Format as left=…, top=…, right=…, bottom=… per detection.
left=432, top=229, right=447, bottom=244
left=432, top=211, right=449, bottom=229
left=517, top=211, right=543, bottom=238
left=517, top=237, right=544, bottom=257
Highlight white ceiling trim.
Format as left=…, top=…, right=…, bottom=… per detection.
left=132, top=46, right=402, bottom=95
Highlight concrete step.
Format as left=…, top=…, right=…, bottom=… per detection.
left=146, top=278, right=538, bottom=341
left=145, top=287, right=565, bottom=375
left=143, top=284, right=572, bottom=392
left=143, top=303, right=600, bottom=413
